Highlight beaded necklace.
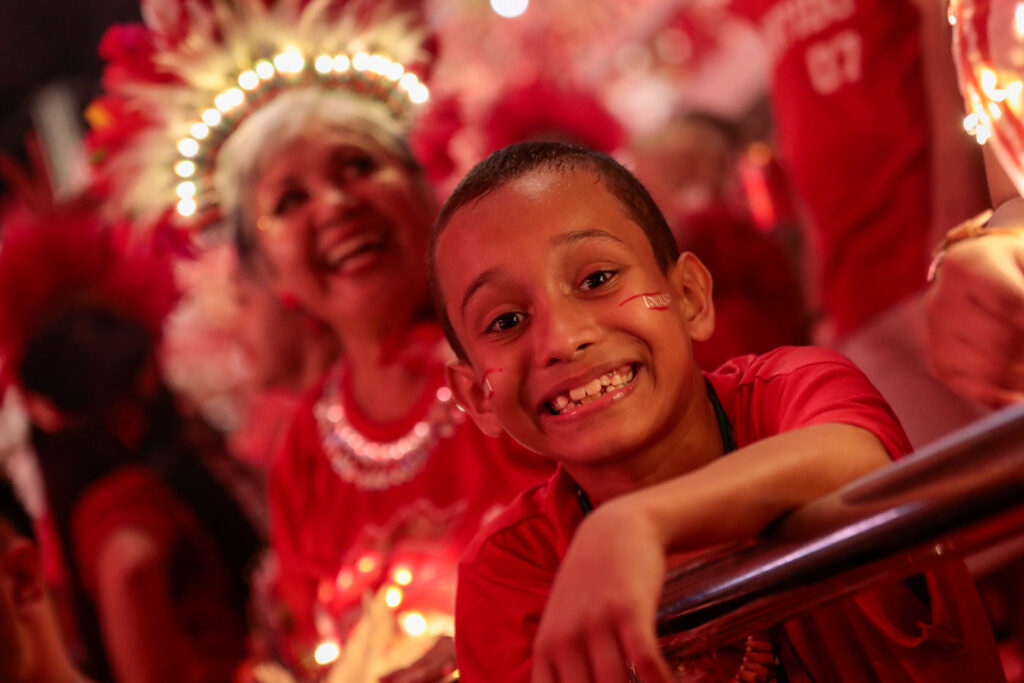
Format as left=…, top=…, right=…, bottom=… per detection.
left=314, top=363, right=464, bottom=491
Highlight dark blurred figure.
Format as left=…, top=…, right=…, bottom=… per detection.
left=0, top=208, right=261, bottom=683
left=0, top=476, right=91, bottom=683
left=633, top=112, right=807, bottom=369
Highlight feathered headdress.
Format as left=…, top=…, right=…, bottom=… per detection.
left=87, top=0, right=434, bottom=231
left=0, top=205, right=178, bottom=391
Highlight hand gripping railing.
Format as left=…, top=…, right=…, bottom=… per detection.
left=656, top=402, right=1024, bottom=658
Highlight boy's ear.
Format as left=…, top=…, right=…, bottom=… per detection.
left=445, top=361, right=505, bottom=438
left=669, top=252, right=715, bottom=342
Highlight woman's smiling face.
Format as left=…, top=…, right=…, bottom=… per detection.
left=438, top=166, right=713, bottom=467
left=250, top=127, right=434, bottom=331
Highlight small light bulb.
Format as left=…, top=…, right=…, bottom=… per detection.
left=385, top=586, right=403, bottom=608
left=178, top=138, right=199, bottom=157
left=353, top=52, right=370, bottom=71
left=177, top=198, right=197, bottom=217
left=333, top=54, right=350, bottom=72
left=175, top=160, right=196, bottom=178
left=369, top=54, right=389, bottom=75
left=274, top=49, right=305, bottom=74
left=399, top=73, right=418, bottom=91
left=314, top=641, right=340, bottom=666
left=255, top=60, right=275, bottom=79
left=214, top=92, right=232, bottom=112
left=401, top=612, right=427, bottom=637
left=393, top=567, right=413, bottom=585
left=976, top=123, right=992, bottom=145
left=238, top=70, right=259, bottom=90
left=190, top=122, right=210, bottom=139
left=176, top=181, right=196, bottom=199
left=202, top=108, right=222, bottom=126
left=315, top=55, right=334, bottom=74
left=491, top=0, right=529, bottom=18
left=386, top=62, right=404, bottom=80
left=409, top=83, right=429, bottom=104
left=981, top=68, right=998, bottom=94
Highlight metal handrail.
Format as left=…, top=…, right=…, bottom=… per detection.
left=656, top=401, right=1024, bottom=658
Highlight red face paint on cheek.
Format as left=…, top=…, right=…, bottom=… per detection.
left=618, top=291, right=671, bottom=310
left=481, top=367, right=504, bottom=398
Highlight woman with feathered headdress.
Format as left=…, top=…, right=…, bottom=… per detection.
left=88, top=1, right=551, bottom=680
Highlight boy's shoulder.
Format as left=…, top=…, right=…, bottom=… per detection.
left=709, top=346, right=859, bottom=386
left=708, top=346, right=912, bottom=459
left=461, top=466, right=579, bottom=572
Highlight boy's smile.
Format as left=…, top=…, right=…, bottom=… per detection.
left=438, top=167, right=715, bottom=471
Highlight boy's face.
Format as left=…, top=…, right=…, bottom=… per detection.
left=437, top=167, right=714, bottom=466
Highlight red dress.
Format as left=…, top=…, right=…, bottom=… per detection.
left=72, top=466, right=248, bottom=683
left=455, top=347, right=1003, bottom=682
left=269, top=356, right=552, bottom=667
left=730, top=0, right=938, bottom=338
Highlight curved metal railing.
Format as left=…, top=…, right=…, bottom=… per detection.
left=656, top=401, right=1024, bottom=658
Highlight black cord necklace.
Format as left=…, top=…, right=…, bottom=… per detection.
left=574, top=378, right=735, bottom=515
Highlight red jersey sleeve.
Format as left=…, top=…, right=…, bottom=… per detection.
left=712, top=347, right=913, bottom=460
left=455, top=493, right=565, bottom=683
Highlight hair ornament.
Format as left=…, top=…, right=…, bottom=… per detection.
left=0, top=203, right=178, bottom=391
left=88, top=0, right=433, bottom=231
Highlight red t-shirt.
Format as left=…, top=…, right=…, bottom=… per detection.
left=730, top=0, right=934, bottom=337
left=455, top=347, right=1002, bottom=682
left=73, top=467, right=248, bottom=683
left=269, top=361, right=552, bottom=667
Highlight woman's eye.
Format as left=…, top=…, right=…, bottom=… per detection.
left=339, top=155, right=377, bottom=180
left=579, top=270, right=616, bottom=292
left=274, top=188, right=309, bottom=215
left=486, top=312, right=525, bottom=334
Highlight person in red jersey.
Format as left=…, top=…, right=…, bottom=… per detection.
left=727, top=0, right=991, bottom=446
left=429, top=142, right=1002, bottom=682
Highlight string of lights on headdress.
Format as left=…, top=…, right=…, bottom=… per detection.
left=949, top=0, right=1024, bottom=197
left=88, top=0, right=431, bottom=230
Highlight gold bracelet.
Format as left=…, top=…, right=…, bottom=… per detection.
left=926, top=209, right=1024, bottom=282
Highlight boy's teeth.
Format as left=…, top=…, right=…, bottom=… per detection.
left=548, top=365, right=635, bottom=415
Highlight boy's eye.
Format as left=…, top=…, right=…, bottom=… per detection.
left=579, top=269, right=617, bottom=292
left=273, top=188, right=309, bottom=215
left=486, top=312, right=526, bottom=334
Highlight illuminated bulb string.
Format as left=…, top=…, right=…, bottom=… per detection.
left=173, top=49, right=429, bottom=218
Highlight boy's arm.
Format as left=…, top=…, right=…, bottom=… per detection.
left=531, top=423, right=891, bottom=683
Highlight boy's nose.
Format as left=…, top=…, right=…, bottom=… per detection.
left=534, top=300, right=601, bottom=367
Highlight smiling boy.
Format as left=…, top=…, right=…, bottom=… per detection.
left=430, top=142, right=1002, bottom=683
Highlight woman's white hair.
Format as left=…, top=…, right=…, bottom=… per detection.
left=214, top=88, right=420, bottom=264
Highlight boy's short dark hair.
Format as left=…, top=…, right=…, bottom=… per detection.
left=430, top=141, right=679, bottom=359
left=0, top=477, right=35, bottom=541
